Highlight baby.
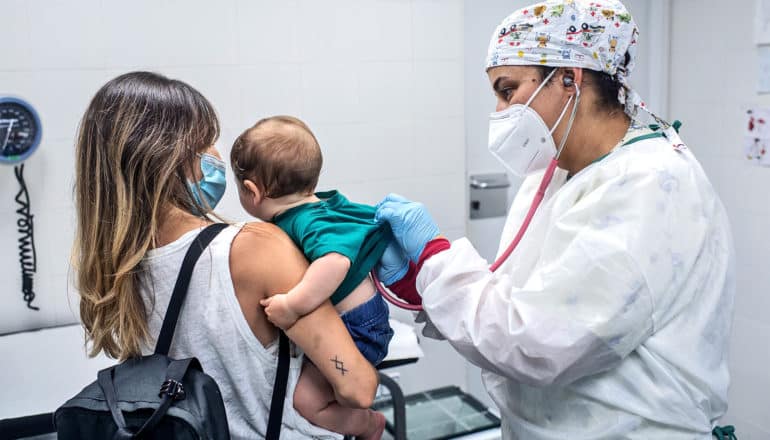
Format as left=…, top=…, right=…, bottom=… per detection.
left=231, top=115, right=393, bottom=439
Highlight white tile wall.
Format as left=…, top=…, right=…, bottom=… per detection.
left=0, top=0, right=106, bottom=71
left=356, top=61, right=415, bottom=122
left=0, top=0, right=468, bottom=396
left=358, top=0, right=414, bottom=62
left=0, top=0, right=34, bottom=71
left=300, top=62, right=361, bottom=123
left=412, top=0, right=464, bottom=61
left=237, top=64, right=304, bottom=127
left=413, top=61, right=465, bottom=118
left=234, top=0, right=301, bottom=64
left=414, top=117, right=465, bottom=176
left=101, top=0, right=239, bottom=68
left=670, top=0, right=770, bottom=436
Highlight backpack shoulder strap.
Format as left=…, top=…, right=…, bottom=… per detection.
left=155, top=223, right=229, bottom=355
left=266, top=331, right=290, bottom=440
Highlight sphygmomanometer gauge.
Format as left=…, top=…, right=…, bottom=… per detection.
left=0, top=97, right=42, bottom=165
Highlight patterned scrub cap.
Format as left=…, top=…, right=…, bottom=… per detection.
left=486, top=0, right=650, bottom=120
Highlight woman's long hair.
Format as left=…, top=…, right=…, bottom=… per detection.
left=74, top=72, right=219, bottom=359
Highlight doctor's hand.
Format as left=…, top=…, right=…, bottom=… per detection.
left=375, top=193, right=440, bottom=262
left=376, top=239, right=410, bottom=286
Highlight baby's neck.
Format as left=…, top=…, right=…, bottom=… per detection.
left=263, top=192, right=320, bottom=220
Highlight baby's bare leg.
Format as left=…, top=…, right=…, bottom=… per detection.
left=295, top=361, right=385, bottom=438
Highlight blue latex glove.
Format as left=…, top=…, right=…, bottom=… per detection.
left=375, top=193, right=440, bottom=262
left=376, top=239, right=410, bottom=286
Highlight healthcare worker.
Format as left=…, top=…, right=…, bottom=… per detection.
left=374, top=1, right=736, bottom=438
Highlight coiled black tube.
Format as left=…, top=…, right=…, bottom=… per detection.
left=14, top=163, right=38, bottom=311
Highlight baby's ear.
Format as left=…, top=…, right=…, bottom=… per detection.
left=242, top=179, right=263, bottom=204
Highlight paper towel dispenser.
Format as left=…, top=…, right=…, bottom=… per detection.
left=469, top=173, right=509, bottom=219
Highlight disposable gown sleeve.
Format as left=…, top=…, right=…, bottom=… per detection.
left=417, top=166, right=708, bottom=387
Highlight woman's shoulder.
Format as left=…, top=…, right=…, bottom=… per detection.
left=232, top=221, right=295, bottom=248
left=230, top=221, right=308, bottom=296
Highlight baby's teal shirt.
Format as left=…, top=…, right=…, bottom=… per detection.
left=273, top=190, right=391, bottom=305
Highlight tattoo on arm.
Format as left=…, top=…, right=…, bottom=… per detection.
left=330, top=355, right=348, bottom=376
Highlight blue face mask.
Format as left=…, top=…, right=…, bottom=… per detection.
left=188, top=153, right=226, bottom=211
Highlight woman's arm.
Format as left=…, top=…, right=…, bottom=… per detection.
left=230, top=222, right=377, bottom=408
left=260, top=253, right=351, bottom=329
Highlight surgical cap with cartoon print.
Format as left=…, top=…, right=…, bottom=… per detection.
left=486, top=0, right=650, bottom=120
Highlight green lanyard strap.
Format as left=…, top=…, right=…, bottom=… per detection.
left=712, top=425, right=737, bottom=440
left=622, top=131, right=665, bottom=146
left=587, top=119, right=683, bottom=168
left=589, top=131, right=664, bottom=166
left=648, top=119, right=682, bottom=133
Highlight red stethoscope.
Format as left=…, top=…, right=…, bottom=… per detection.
left=375, top=82, right=580, bottom=311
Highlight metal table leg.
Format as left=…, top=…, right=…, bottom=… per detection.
left=377, top=372, right=406, bottom=440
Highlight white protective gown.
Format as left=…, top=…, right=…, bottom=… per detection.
left=417, top=126, right=735, bottom=439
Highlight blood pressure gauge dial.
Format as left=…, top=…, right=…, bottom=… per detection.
left=0, top=97, right=42, bottom=165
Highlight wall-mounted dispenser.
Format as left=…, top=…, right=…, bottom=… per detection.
left=469, top=173, right=509, bottom=220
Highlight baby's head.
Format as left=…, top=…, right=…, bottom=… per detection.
left=231, top=116, right=322, bottom=220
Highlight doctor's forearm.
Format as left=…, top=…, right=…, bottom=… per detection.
left=417, top=239, right=631, bottom=387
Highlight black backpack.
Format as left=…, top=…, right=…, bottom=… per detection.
left=54, top=223, right=291, bottom=440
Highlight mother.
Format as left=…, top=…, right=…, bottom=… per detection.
left=72, top=71, right=377, bottom=439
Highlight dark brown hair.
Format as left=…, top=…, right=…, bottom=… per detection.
left=231, top=116, right=323, bottom=198
left=537, top=53, right=631, bottom=115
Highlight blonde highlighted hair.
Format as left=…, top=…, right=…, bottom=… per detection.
left=74, top=71, right=219, bottom=359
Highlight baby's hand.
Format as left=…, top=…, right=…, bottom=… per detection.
left=260, top=294, right=300, bottom=330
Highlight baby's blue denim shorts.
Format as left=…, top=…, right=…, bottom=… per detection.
left=340, top=293, right=394, bottom=366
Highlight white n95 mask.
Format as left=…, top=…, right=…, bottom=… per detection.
left=488, top=69, right=574, bottom=177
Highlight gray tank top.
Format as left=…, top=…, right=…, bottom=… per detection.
left=139, top=223, right=341, bottom=440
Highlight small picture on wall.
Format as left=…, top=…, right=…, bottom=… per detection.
left=744, top=107, right=770, bottom=166
left=744, top=136, right=768, bottom=162
left=746, top=107, right=770, bottom=137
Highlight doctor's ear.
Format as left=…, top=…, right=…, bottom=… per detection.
left=560, top=68, right=583, bottom=91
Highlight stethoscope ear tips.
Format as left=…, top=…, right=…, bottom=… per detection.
left=563, top=77, right=574, bottom=87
